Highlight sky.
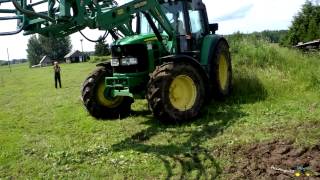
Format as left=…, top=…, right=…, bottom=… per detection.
left=0, top=0, right=306, bottom=60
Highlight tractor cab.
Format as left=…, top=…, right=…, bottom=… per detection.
left=0, top=0, right=231, bottom=122
left=137, top=0, right=217, bottom=55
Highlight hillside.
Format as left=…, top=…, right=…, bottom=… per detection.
left=0, top=37, right=319, bottom=179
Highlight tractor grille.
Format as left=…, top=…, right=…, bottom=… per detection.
left=111, top=44, right=149, bottom=73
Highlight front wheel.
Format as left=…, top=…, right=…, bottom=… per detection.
left=147, top=62, right=206, bottom=122
left=81, top=65, right=133, bottom=119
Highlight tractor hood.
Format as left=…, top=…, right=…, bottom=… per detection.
left=113, top=34, right=163, bottom=46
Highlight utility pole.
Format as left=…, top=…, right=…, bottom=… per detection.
left=80, top=39, right=84, bottom=62
left=7, top=48, right=11, bottom=72
left=80, top=39, right=84, bottom=53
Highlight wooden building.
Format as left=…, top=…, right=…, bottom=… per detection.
left=64, top=50, right=86, bottom=63
left=39, top=56, right=51, bottom=66
left=295, top=39, right=320, bottom=50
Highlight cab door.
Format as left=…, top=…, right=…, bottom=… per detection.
left=184, top=1, right=210, bottom=52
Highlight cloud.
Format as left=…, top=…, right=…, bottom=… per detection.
left=214, top=4, right=254, bottom=21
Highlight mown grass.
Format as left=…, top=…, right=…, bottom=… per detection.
left=0, top=37, right=319, bottom=179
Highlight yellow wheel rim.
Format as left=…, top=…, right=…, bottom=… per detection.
left=169, top=75, right=197, bottom=111
left=219, top=54, right=228, bottom=90
left=96, top=82, right=123, bottom=108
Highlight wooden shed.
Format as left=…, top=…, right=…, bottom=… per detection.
left=39, top=56, right=51, bottom=67
left=64, top=50, right=86, bottom=63
left=295, top=39, right=320, bottom=50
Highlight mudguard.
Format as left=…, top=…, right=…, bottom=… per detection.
left=200, top=34, right=229, bottom=67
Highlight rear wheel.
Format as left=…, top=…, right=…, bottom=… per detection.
left=81, top=65, right=133, bottom=119
left=147, top=62, right=205, bottom=122
left=210, top=40, right=232, bottom=99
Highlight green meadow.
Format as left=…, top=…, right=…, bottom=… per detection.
left=0, top=36, right=319, bottom=179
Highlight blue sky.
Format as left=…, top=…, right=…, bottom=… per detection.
left=0, top=0, right=306, bottom=60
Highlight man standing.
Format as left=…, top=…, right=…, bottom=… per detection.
left=53, top=61, right=62, bottom=88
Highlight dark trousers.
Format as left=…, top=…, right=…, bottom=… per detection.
left=55, top=73, right=62, bottom=88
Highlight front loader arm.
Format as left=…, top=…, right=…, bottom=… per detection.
left=0, top=0, right=174, bottom=39
left=96, top=0, right=174, bottom=40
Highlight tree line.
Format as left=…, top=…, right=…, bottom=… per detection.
left=232, top=30, right=288, bottom=44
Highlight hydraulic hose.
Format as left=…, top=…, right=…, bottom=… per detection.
left=11, top=0, right=55, bottom=22
left=79, top=30, right=109, bottom=42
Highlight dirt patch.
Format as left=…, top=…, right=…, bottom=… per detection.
left=225, top=140, right=320, bottom=179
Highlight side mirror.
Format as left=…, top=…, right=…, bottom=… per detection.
left=209, top=23, right=218, bottom=34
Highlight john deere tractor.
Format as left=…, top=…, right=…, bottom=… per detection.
left=0, top=0, right=232, bottom=122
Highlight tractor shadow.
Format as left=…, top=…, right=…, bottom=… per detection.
left=110, top=70, right=268, bottom=179
left=230, top=67, right=268, bottom=104
left=112, top=103, right=243, bottom=179
left=103, top=68, right=268, bottom=179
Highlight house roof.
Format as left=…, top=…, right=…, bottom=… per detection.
left=39, top=55, right=51, bottom=64
left=295, top=39, right=320, bottom=48
left=64, top=50, right=83, bottom=58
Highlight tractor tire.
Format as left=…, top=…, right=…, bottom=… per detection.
left=147, top=62, right=206, bottom=122
left=81, top=65, right=133, bottom=119
left=210, top=40, right=232, bottom=100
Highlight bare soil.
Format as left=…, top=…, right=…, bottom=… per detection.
left=224, top=140, right=320, bottom=179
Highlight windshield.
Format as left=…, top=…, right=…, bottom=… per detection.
left=140, top=2, right=186, bottom=35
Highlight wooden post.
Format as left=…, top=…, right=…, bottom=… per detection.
left=7, top=48, right=11, bottom=72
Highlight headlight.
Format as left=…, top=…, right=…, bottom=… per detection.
left=121, top=57, right=138, bottom=66
left=111, top=58, right=120, bottom=66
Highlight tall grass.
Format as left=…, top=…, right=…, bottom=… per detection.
left=228, top=34, right=320, bottom=94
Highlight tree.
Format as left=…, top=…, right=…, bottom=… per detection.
left=94, top=38, right=110, bottom=56
left=282, top=1, right=320, bottom=46
left=27, top=35, right=45, bottom=66
left=26, top=35, right=72, bottom=66
left=39, top=36, right=72, bottom=60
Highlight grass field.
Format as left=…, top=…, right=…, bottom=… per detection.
left=0, top=37, right=319, bottom=179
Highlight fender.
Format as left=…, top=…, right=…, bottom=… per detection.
left=200, top=34, right=229, bottom=67
left=160, top=54, right=209, bottom=79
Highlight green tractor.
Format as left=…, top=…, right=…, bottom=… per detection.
left=0, top=0, right=232, bottom=122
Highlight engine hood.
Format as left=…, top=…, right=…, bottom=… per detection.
left=113, top=34, right=159, bottom=46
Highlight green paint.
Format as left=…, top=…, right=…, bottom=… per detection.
left=105, top=72, right=149, bottom=97
left=112, top=33, right=168, bottom=73
left=113, top=34, right=158, bottom=45
left=58, top=0, right=71, bottom=17
left=200, top=34, right=224, bottom=66
left=105, top=76, right=132, bottom=97
left=113, top=72, right=149, bottom=87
